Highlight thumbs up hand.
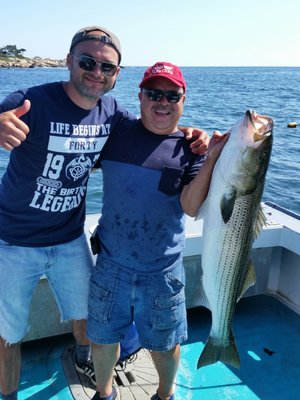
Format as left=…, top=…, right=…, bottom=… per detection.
left=0, top=99, right=31, bottom=150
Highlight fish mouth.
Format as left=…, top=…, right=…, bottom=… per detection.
left=246, top=110, right=273, bottom=142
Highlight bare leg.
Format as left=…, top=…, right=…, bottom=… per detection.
left=72, top=320, right=90, bottom=345
left=0, top=337, right=21, bottom=395
left=92, top=342, right=120, bottom=397
left=151, top=344, right=180, bottom=400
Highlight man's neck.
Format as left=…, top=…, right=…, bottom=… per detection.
left=63, top=82, right=99, bottom=110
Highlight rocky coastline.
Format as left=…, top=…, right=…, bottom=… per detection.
left=0, top=56, right=66, bottom=68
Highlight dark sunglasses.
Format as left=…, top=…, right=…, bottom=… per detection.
left=72, top=54, right=118, bottom=76
left=141, top=88, right=184, bottom=103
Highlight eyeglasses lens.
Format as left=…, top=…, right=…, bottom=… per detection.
left=75, top=55, right=117, bottom=76
left=143, top=89, right=183, bottom=103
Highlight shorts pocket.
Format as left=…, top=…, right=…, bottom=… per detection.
left=88, top=261, right=118, bottom=323
left=150, top=272, right=186, bottom=331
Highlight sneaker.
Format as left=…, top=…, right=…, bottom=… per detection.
left=151, top=393, right=175, bottom=400
left=74, top=358, right=96, bottom=386
left=92, top=386, right=117, bottom=400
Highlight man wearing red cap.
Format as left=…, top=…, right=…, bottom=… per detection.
left=88, top=62, right=227, bottom=400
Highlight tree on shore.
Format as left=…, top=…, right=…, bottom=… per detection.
left=0, top=45, right=26, bottom=57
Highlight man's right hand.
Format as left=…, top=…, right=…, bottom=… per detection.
left=0, top=100, right=31, bottom=150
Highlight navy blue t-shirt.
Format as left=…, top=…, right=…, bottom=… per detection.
left=97, top=119, right=205, bottom=272
left=0, top=82, right=131, bottom=246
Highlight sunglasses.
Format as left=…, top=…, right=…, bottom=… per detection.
left=141, top=88, right=184, bottom=103
left=72, top=54, right=118, bottom=76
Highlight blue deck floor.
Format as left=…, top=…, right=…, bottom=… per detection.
left=176, top=295, right=300, bottom=400
left=19, top=336, right=73, bottom=400
left=18, top=295, right=300, bottom=400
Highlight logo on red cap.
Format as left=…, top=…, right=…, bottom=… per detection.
left=150, top=63, right=174, bottom=75
left=139, top=62, right=186, bottom=92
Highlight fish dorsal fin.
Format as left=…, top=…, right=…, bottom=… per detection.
left=253, top=205, right=267, bottom=239
left=220, top=188, right=237, bottom=223
left=237, top=260, right=256, bottom=302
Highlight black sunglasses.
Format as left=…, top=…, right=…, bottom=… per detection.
left=141, top=88, right=184, bottom=103
left=72, top=54, right=118, bottom=76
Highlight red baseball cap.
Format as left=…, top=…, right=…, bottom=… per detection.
left=139, top=62, right=186, bottom=93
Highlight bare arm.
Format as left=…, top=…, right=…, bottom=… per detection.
left=0, top=100, right=31, bottom=150
left=180, top=131, right=228, bottom=217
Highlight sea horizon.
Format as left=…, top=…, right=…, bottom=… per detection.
left=0, top=66, right=299, bottom=216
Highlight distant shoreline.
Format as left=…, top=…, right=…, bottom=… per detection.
left=0, top=57, right=66, bottom=68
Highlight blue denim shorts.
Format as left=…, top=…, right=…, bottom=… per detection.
left=0, top=234, right=93, bottom=344
left=87, top=254, right=188, bottom=351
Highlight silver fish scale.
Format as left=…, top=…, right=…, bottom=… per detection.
left=212, top=193, right=259, bottom=340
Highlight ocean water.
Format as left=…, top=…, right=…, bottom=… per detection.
left=0, top=66, right=300, bottom=215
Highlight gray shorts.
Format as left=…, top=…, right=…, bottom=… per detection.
left=87, top=254, right=188, bottom=351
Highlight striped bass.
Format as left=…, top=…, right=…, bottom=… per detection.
left=197, top=110, right=273, bottom=369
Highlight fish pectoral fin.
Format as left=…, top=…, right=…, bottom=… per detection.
left=195, top=198, right=208, bottom=221
left=253, top=205, right=267, bottom=239
left=237, top=260, right=256, bottom=302
left=220, top=189, right=237, bottom=223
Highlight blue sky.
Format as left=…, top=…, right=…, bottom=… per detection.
left=1, top=0, right=299, bottom=66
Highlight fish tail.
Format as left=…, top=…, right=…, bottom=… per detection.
left=197, top=331, right=240, bottom=369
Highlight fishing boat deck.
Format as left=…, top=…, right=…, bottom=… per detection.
left=19, top=294, right=300, bottom=400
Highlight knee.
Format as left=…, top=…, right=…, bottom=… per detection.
left=92, top=342, right=119, bottom=354
left=91, top=342, right=120, bottom=365
left=152, top=344, right=180, bottom=362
